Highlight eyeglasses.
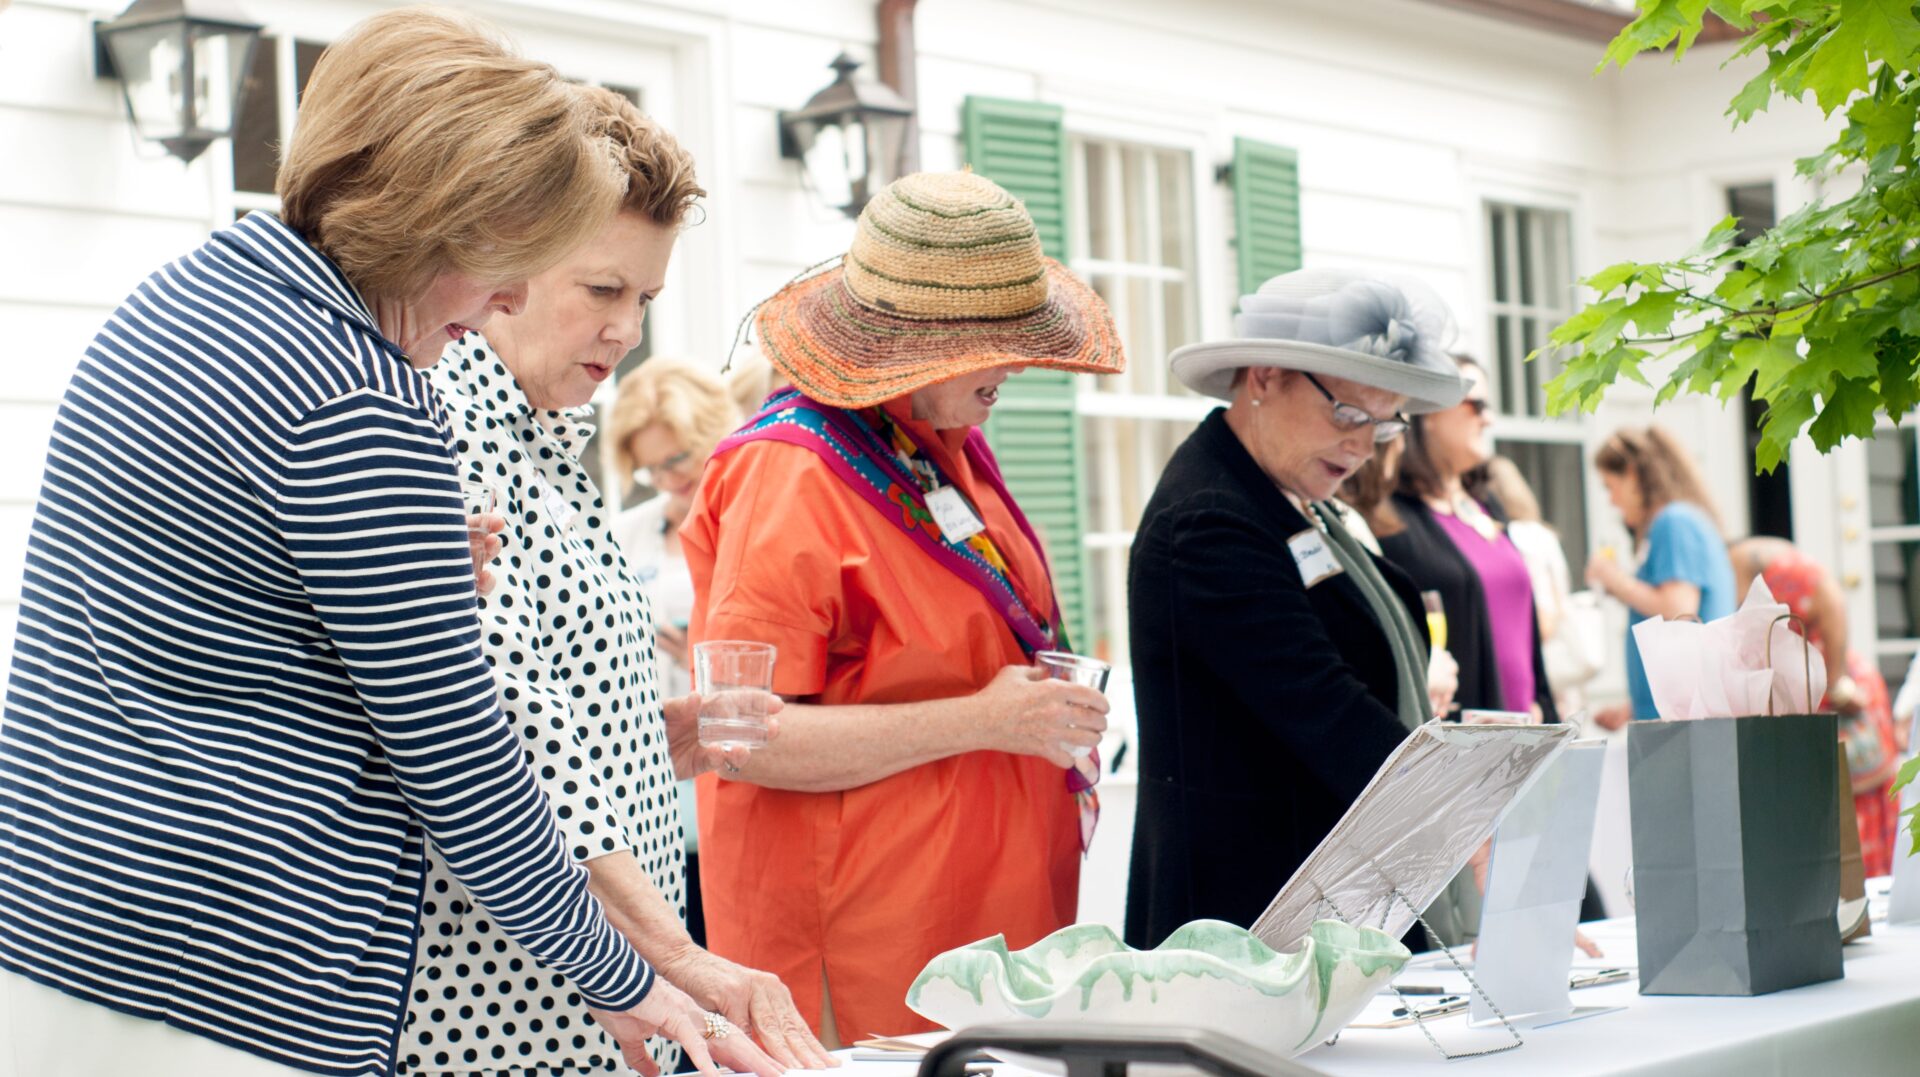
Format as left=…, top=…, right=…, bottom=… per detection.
left=633, top=450, right=695, bottom=487
left=1301, top=373, right=1409, bottom=443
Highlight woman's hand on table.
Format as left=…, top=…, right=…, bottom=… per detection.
left=664, top=692, right=784, bottom=780
left=656, top=945, right=840, bottom=1072
left=466, top=513, right=505, bottom=595
left=976, top=664, right=1108, bottom=769
left=590, top=976, right=786, bottom=1077
left=656, top=622, right=691, bottom=666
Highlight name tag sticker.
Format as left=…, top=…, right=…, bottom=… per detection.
left=925, top=486, right=986, bottom=544
left=1288, top=527, right=1344, bottom=588
left=543, top=489, right=578, bottom=532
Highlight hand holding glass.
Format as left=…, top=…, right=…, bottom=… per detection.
left=695, top=641, right=777, bottom=750
left=1035, top=651, right=1109, bottom=760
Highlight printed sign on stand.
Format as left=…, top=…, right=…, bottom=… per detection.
left=1471, top=741, right=1612, bottom=1028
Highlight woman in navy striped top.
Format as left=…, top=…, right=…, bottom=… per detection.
left=0, top=10, right=772, bottom=1077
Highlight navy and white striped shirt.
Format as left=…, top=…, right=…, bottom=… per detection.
left=0, top=212, right=653, bottom=1076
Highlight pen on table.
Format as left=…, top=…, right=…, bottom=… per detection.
left=1390, top=984, right=1455, bottom=995
left=1392, top=995, right=1463, bottom=1017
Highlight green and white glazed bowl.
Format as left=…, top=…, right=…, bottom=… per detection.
left=906, top=919, right=1408, bottom=1059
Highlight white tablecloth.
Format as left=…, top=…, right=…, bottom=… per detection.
left=1297, top=913, right=1920, bottom=1076
left=821, top=903, right=1920, bottom=1077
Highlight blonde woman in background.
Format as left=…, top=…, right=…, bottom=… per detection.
left=606, top=358, right=753, bottom=965
left=1483, top=457, right=1604, bottom=722
left=609, top=359, right=750, bottom=694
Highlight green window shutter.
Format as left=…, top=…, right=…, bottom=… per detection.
left=962, top=96, right=1092, bottom=651
left=1231, top=136, right=1302, bottom=296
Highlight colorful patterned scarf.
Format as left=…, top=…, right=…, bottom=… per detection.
left=715, top=389, right=1102, bottom=848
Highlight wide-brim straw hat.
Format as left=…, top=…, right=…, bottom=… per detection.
left=1170, top=268, right=1466, bottom=414
left=753, top=171, right=1125, bottom=408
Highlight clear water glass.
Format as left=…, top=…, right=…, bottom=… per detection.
left=1036, top=651, right=1110, bottom=760
left=695, top=640, right=777, bottom=750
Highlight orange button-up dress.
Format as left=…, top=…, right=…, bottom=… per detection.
left=681, top=398, right=1081, bottom=1040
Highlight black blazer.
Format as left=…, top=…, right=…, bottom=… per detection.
left=1124, top=410, right=1428, bottom=950
left=1377, top=492, right=1559, bottom=722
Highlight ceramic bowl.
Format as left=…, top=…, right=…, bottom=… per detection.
left=906, top=918, right=1409, bottom=1059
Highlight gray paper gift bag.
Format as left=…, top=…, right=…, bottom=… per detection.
left=1627, top=713, right=1842, bottom=996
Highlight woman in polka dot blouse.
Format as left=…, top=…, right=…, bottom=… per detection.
left=406, top=89, right=831, bottom=1076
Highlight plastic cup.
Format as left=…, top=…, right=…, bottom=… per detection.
left=1036, top=651, right=1109, bottom=759
left=694, top=640, right=777, bottom=750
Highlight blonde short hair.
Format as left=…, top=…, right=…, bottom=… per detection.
left=580, top=87, right=705, bottom=227
left=609, top=359, right=743, bottom=476
left=278, top=7, right=624, bottom=301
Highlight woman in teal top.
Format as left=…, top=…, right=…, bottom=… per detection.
left=1584, top=426, right=1737, bottom=727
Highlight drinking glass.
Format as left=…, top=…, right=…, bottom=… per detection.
left=694, top=641, right=777, bottom=750
left=1421, top=590, right=1448, bottom=653
left=1036, top=651, right=1110, bottom=760
left=462, top=480, right=498, bottom=540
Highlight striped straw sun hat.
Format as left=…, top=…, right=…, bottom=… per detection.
left=753, top=170, right=1125, bottom=408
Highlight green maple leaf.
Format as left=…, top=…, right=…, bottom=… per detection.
left=1805, top=0, right=1920, bottom=114
left=1756, top=389, right=1816, bottom=471
left=1846, top=92, right=1920, bottom=161
left=1808, top=375, right=1882, bottom=449
left=1879, top=337, right=1920, bottom=416
left=1601, top=0, right=1712, bottom=68
left=1735, top=335, right=1803, bottom=396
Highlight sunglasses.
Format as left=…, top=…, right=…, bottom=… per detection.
left=1302, top=373, right=1409, bottom=443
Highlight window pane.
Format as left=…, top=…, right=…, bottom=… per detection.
left=1495, top=440, right=1588, bottom=571
left=1489, top=206, right=1509, bottom=304
left=1493, top=315, right=1514, bottom=416
left=1157, top=150, right=1188, bottom=268
left=1123, top=145, right=1150, bottom=265
left=1881, top=651, right=1916, bottom=709
left=230, top=35, right=278, bottom=195
left=294, top=40, right=324, bottom=101
left=1867, top=425, right=1918, bottom=528
left=1873, top=539, right=1920, bottom=640
left=1520, top=317, right=1541, bottom=417
left=1516, top=208, right=1536, bottom=306
left=1726, top=182, right=1776, bottom=244
left=1084, top=143, right=1113, bottom=261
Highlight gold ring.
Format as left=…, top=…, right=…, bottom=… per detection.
left=702, top=1011, right=734, bottom=1040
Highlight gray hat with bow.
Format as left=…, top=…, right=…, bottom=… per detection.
left=1170, top=268, right=1467, bottom=414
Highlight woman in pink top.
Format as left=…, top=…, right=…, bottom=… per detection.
left=1375, top=357, right=1558, bottom=722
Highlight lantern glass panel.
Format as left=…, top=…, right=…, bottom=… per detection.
left=865, top=110, right=910, bottom=193
left=187, top=24, right=251, bottom=133
left=801, top=120, right=857, bottom=213
left=108, top=21, right=190, bottom=141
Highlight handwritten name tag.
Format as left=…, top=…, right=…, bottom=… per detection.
left=925, top=485, right=986, bottom=544
left=1288, top=527, right=1344, bottom=588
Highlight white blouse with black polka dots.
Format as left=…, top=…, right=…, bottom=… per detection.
left=403, top=338, right=685, bottom=1076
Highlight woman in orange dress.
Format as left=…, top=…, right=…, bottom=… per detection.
left=1731, top=536, right=1901, bottom=875
left=680, top=171, right=1126, bottom=1043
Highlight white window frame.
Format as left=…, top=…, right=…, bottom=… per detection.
left=1864, top=417, right=1920, bottom=678
left=1061, top=120, right=1215, bottom=670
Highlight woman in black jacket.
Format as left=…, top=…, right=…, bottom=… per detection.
left=1125, top=269, right=1465, bottom=950
left=1376, top=357, right=1559, bottom=723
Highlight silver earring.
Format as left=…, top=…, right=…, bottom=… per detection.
left=1251, top=398, right=1263, bottom=407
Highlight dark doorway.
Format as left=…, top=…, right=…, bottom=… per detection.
left=1728, top=182, right=1792, bottom=539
